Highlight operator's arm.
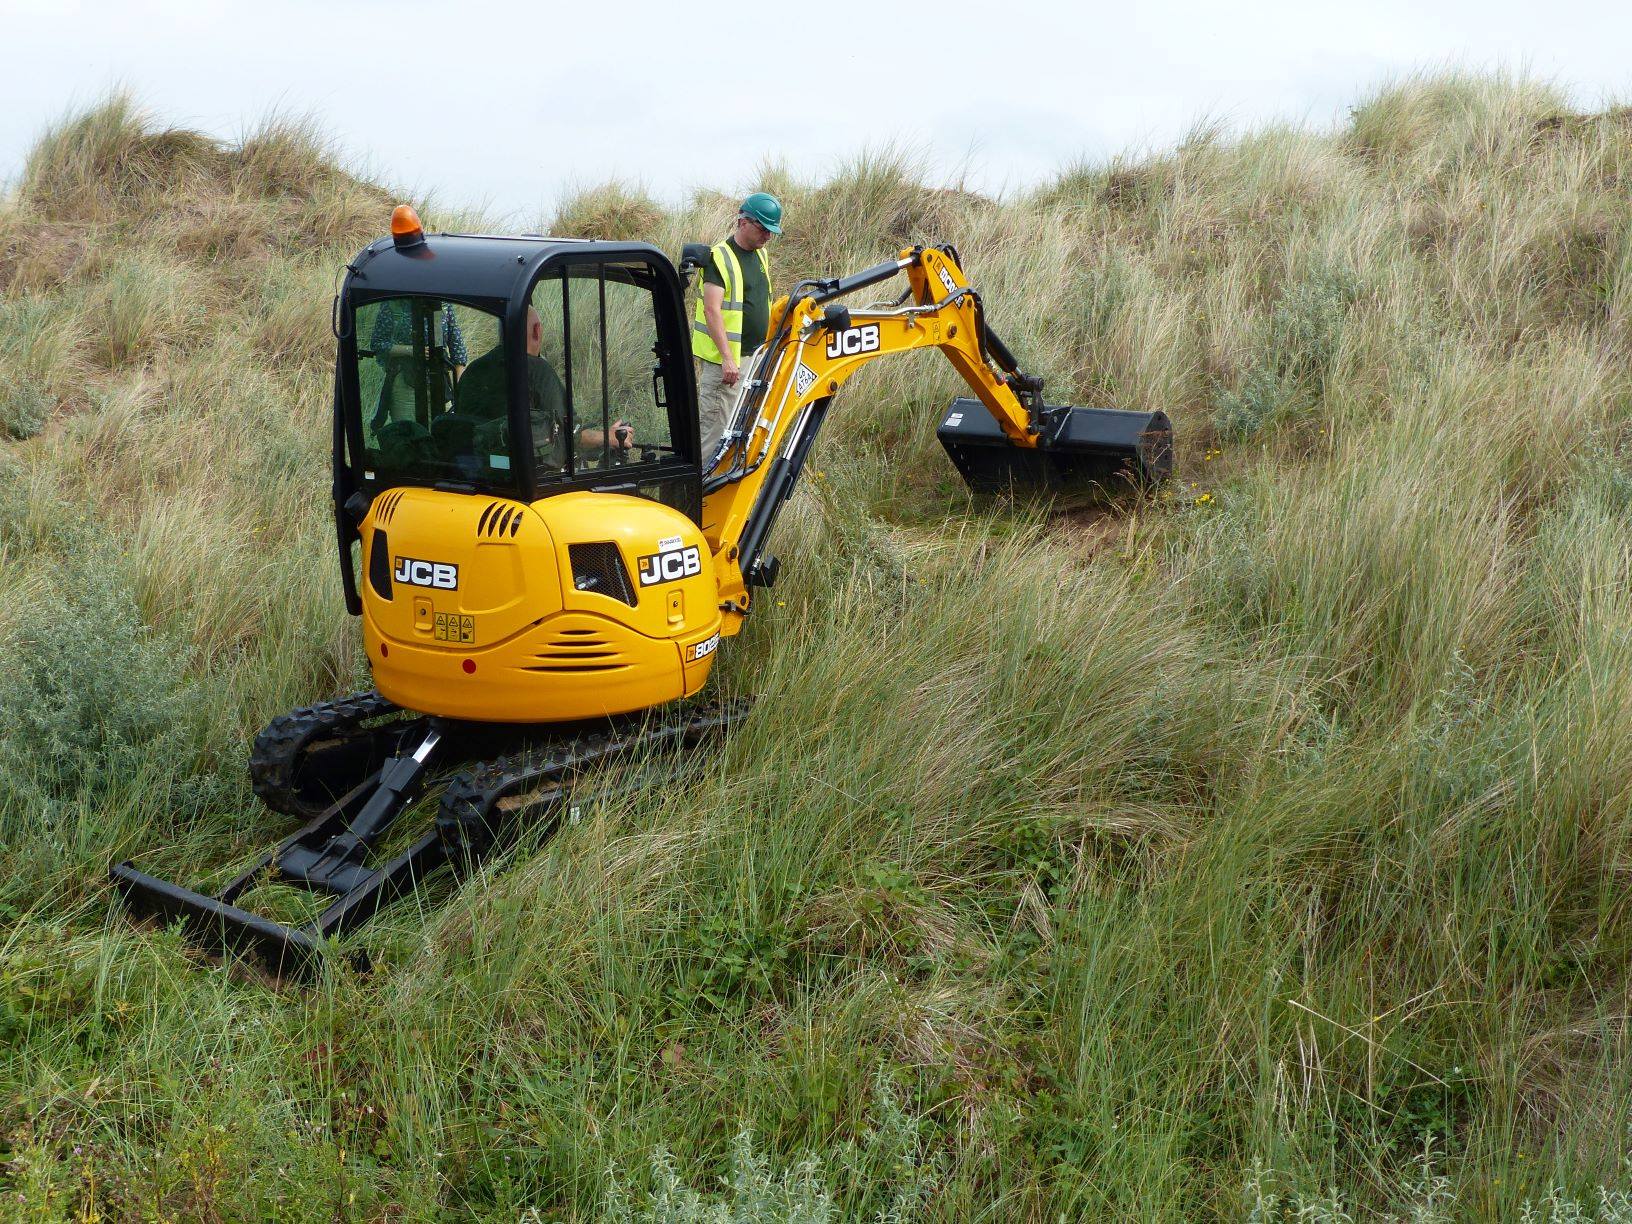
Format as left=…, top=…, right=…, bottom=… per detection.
left=702, top=282, right=740, bottom=386
left=528, top=359, right=634, bottom=454
left=578, top=421, right=633, bottom=449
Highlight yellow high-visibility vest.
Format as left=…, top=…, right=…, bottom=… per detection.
left=692, top=240, right=770, bottom=365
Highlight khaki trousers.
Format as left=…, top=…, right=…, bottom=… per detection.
left=695, top=357, right=736, bottom=460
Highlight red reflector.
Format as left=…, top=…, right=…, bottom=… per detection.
left=462, top=659, right=476, bottom=674
left=381, top=642, right=389, bottom=657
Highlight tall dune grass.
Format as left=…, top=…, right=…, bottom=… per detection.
left=3, top=79, right=1632, bottom=1218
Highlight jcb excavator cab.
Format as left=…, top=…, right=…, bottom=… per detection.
left=332, top=225, right=723, bottom=723
left=338, top=230, right=703, bottom=519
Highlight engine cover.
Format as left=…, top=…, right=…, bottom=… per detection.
left=361, top=489, right=722, bottom=723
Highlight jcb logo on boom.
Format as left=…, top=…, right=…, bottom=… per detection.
left=393, top=557, right=459, bottom=590
left=825, top=324, right=880, bottom=360
left=637, top=545, right=702, bottom=587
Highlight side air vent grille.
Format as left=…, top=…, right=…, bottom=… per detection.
left=526, top=630, right=626, bottom=673
left=368, top=529, right=393, bottom=600
left=476, top=501, right=525, bottom=540
left=568, top=543, right=636, bottom=606
left=375, top=489, right=407, bottom=524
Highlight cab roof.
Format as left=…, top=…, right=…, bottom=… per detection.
left=343, top=232, right=676, bottom=304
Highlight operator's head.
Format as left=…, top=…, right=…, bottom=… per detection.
left=733, top=191, right=782, bottom=251
left=525, top=306, right=544, bottom=357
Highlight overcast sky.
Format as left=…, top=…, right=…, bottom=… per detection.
left=3, top=0, right=1631, bottom=224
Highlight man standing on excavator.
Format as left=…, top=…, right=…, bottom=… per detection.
left=694, top=192, right=781, bottom=458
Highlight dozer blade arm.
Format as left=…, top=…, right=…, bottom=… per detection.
left=109, top=697, right=750, bottom=981
left=110, top=726, right=450, bottom=980
left=698, top=245, right=1172, bottom=622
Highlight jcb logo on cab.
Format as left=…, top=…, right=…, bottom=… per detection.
left=394, top=557, right=459, bottom=589
left=825, top=324, right=880, bottom=359
left=637, top=545, right=702, bottom=587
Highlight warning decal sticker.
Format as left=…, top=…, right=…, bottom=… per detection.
left=434, top=613, right=476, bottom=644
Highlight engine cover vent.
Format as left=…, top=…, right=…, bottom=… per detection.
left=476, top=501, right=525, bottom=540
left=375, top=489, right=406, bottom=524
left=367, top=529, right=393, bottom=600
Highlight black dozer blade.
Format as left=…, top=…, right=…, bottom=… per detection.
left=109, top=828, right=445, bottom=982
left=110, top=737, right=452, bottom=982
left=937, top=397, right=1173, bottom=493
left=109, top=861, right=332, bottom=977
left=110, top=698, right=750, bottom=981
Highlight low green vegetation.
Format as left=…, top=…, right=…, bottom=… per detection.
left=4, top=77, right=1632, bottom=1218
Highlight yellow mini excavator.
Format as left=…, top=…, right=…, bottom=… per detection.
left=111, top=206, right=1171, bottom=977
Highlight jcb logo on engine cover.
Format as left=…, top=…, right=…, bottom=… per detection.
left=637, top=545, right=702, bottom=587
left=393, top=557, right=459, bottom=590
left=825, top=324, right=880, bottom=359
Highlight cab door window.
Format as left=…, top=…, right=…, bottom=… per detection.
left=530, top=263, right=677, bottom=478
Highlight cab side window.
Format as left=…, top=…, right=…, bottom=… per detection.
left=530, top=263, right=677, bottom=476
left=597, top=268, right=677, bottom=465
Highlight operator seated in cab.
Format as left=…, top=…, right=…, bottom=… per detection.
left=457, top=306, right=634, bottom=471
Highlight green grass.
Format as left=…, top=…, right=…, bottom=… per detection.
left=5, top=77, right=1632, bottom=1218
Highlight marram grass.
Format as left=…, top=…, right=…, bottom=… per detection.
left=4, top=76, right=1632, bottom=1218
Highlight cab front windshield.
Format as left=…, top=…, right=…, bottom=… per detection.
left=354, top=296, right=517, bottom=492
left=353, top=270, right=678, bottom=492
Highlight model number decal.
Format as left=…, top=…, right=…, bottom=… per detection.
left=824, top=324, right=880, bottom=359
left=394, top=557, right=459, bottom=589
left=637, top=544, right=702, bottom=587
left=937, top=265, right=957, bottom=295
left=686, top=632, right=721, bottom=663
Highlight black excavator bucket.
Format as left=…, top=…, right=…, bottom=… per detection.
left=937, top=397, right=1173, bottom=494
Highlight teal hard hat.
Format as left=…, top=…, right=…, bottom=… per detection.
left=740, top=191, right=783, bottom=234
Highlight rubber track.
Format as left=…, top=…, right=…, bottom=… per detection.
left=249, top=690, right=407, bottom=819
left=436, top=698, right=750, bottom=859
